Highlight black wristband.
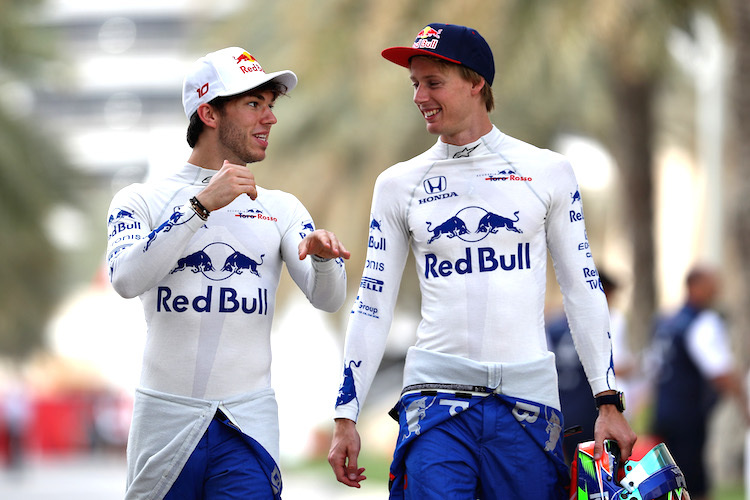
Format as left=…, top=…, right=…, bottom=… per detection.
left=190, top=196, right=210, bottom=220
left=595, top=391, right=625, bottom=412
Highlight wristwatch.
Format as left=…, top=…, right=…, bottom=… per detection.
left=595, top=391, right=625, bottom=412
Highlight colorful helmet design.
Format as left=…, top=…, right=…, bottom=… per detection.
left=570, top=440, right=689, bottom=500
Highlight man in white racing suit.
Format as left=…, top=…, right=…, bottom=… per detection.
left=107, top=47, right=349, bottom=499
left=327, top=24, right=635, bottom=499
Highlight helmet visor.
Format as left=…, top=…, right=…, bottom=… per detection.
left=620, top=444, right=688, bottom=500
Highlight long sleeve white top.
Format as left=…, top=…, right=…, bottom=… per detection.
left=335, top=127, right=615, bottom=421
left=107, top=162, right=347, bottom=400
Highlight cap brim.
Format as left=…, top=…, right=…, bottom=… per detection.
left=221, top=69, right=298, bottom=98
left=265, top=70, right=298, bottom=93
left=381, top=47, right=461, bottom=68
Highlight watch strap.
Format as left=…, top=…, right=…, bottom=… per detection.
left=595, top=392, right=625, bottom=412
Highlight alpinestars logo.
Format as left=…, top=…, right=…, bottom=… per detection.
left=452, top=145, right=480, bottom=158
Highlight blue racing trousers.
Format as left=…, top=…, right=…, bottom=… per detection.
left=389, top=391, right=569, bottom=499
left=164, top=410, right=281, bottom=500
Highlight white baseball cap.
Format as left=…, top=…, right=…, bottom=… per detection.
left=182, top=47, right=298, bottom=119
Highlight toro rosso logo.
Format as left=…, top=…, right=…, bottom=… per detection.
left=426, top=206, right=522, bottom=244
left=231, top=208, right=278, bottom=221
left=170, top=242, right=264, bottom=281
left=482, top=168, right=532, bottom=182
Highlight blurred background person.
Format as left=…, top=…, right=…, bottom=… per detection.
left=1, top=376, right=31, bottom=470
left=650, top=264, right=748, bottom=500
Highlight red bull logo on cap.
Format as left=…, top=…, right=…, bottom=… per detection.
left=234, top=51, right=263, bottom=74
left=235, top=51, right=256, bottom=64
left=413, top=25, right=442, bottom=50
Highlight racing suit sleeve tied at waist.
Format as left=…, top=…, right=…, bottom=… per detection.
left=125, top=386, right=279, bottom=500
left=402, top=346, right=561, bottom=411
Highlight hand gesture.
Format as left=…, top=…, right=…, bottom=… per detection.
left=298, top=229, right=351, bottom=261
left=195, top=160, right=258, bottom=212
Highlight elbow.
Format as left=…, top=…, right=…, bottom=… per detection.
left=110, top=271, right=143, bottom=299
left=314, top=294, right=346, bottom=314
left=312, top=287, right=347, bottom=313
left=111, top=280, right=140, bottom=299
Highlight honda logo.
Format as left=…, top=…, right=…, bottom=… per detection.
left=423, top=176, right=447, bottom=194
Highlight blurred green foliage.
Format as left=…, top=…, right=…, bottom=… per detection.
left=0, top=0, right=79, bottom=357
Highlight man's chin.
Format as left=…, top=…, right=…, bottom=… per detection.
left=425, top=123, right=442, bottom=136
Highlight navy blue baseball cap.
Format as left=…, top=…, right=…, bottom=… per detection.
left=382, top=23, right=495, bottom=86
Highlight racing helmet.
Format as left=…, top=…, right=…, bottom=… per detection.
left=570, top=440, right=689, bottom=500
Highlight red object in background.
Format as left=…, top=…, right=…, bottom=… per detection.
left=629, top=434, right=662, bottom=461
left=29, top=393, right=93, bottom=454
left=0, top=390, right=132, bottom=463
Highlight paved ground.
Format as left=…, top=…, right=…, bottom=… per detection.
left=0, top=453, right=386, bottom=500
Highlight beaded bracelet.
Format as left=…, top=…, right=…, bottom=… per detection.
left=189, top=196, right=210, bottom=220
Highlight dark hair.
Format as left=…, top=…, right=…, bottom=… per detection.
left=186, top=81, right=289, bottom=148
left=413, top=55, right=495, bottom=112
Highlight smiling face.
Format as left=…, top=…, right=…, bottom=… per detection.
left=215, top=90, right=278, bottom=164
left=409, top=56, right=491, bottom=146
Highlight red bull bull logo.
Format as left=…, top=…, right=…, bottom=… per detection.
left=415, top=26, right=441, bottom=39
left=425, top=206, right=523, bottom=244
left=235, top=51, right=256, bottom=64
left=169, top=242, right=264, bottom=280
left=413, top=25, right=442, bottom=50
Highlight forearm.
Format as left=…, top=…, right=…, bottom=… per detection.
left=307, top=257, right=347, bottom=312
left=107, top=205, right=205, bottom=298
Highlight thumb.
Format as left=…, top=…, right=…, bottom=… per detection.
left=298, top=239, right=310, bottom=260
left=347, top=455, right=359, bottom=480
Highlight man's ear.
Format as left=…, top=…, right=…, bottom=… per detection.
left=470, top=78, right=486, bottom=96
left=197, top=103, right=219, bottom=129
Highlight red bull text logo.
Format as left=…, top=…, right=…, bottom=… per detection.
left=413, top=26, right=442, bottom=50
left=424, top=243, right=531, bottom=279
left=157, top=286, right=269, bottom=315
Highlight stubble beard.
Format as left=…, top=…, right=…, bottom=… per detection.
left=218, top=120, right=265, bottom=164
